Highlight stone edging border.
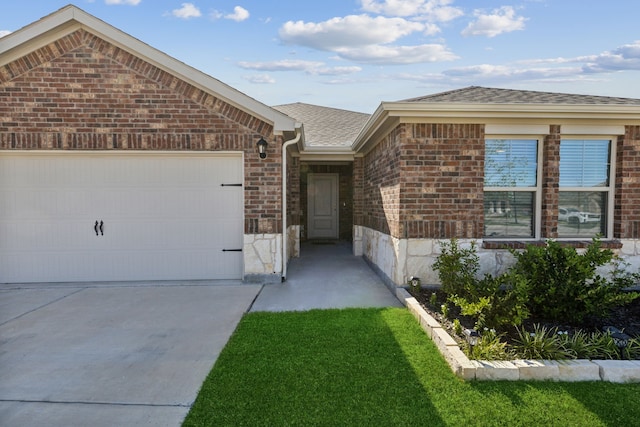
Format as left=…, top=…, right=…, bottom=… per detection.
left=396, top=288, right=640, bottom=383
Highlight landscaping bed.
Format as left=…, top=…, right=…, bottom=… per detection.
left=417, top=238, right=640, bottom=361
left=411, top=287, right=640, bottom=360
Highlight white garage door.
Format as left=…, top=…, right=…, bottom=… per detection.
left=0, top=152, right=244, bottom=283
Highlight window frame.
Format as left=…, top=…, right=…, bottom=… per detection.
left=558, top=136, right=616, bottom=240
left=483, top=136, right=543, bottom=240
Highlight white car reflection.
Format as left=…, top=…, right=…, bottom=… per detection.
left=559, top=207, right=600, bottom=224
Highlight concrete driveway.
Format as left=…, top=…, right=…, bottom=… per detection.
left=0, top=282, right=261, bottom=427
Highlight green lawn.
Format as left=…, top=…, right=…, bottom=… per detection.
left=183, top=308, right=640, bottom=426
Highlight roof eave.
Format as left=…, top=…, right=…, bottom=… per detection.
left=353, top=101, right=640, bottom=154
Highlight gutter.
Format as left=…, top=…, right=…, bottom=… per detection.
left=281, top=129, right=302, bottom=282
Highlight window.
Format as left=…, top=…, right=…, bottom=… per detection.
left=483, top=139, right=540, bottom=238
left=558, top=139, right=612, bottom=238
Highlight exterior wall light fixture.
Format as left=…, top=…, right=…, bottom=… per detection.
left=257, top=137, right=268, bottom=159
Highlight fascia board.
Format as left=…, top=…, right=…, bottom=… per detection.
left=351, top=102, right=393, bottom=153
left=0, top=5, right=297, bottom=133
left=381, top=102, right=640, bottom=120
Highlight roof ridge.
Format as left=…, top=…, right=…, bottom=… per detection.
left=272, top=102, right=369, bottom=115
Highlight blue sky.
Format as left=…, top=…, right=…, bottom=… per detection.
left=2, top=1, right=640, bottom=113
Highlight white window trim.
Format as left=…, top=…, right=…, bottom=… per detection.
left=483, top=135, right=544, bottom=240
left=558, top=136, right=616, bottom=240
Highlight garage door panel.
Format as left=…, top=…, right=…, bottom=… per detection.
left=0, top=154, right=244, bottom=283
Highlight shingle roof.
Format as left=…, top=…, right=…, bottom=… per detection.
left=273, top=103, right=370, bottom=148
left=401, top=86, right=640, bottom=105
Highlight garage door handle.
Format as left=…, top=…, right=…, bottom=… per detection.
left=99, top=221, right=104, bottom=236
left=94, top=220, right=104, bottom=236
left=222, top=248, right=242, bottom=252
left=94, top=221, right=99, bottom=236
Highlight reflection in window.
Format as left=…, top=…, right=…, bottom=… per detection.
left=485, top=139, right=537, bottom=187
left=484, top=191, right=534, bottom=238
left=558, top=192, right=606, bottom=237
left=558, top=140, right=611, bottom=238
left=484, top=139, right=538, bottom=238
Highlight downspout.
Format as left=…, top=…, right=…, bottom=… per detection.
left=281, top=129, right=302, bottom=282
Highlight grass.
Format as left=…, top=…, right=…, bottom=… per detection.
left=183, top=308, right=640, bottom=426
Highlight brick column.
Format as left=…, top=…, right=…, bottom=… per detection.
left=615, top=126, right=640, bottom=238
left=353, top=156, right=364, bottom=227
left=541, top=125, right=560, bottom=238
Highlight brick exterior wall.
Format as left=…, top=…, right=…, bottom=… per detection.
left=362, top=126, right=402, bottom=236
left=403, top=123, right=484, bottom=239
left=359, top=121, right=640, bottom=245
left=616, top=126, right=640, bottom=239
left=360, top=123, right=484, bottom=240
left=0, top=29, right=281, bottom=235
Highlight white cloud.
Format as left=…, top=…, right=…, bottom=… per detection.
left=462, top=6, right=527, bottom=38
left=238, top=59, right=362, bottom=76
left=171, top=3, right=201, bottom=19
left=423, top=23, right=441, bottom=36
left=335, top=43, right=458, bottom=64
left=316, top=66, right=363, bottom=76
left=279, top=15, right=424, bottom=50
left=443, top=64, right=579, bottom=80
left=360, top=0, right=463, bottom=21
left=244, top=74, right=276, bottom=84
left=581, top=41, right=640, bottom=72
left=239, top=59, right=325, bottom=72
left=518, top=41, right=640, bottom=73
left=0, top=30, right=11, bottom=38
left=105, top=0, right=141, bottom=5
left=392, top=39, right=640, bottom=89
left=225, top=6, right=250, bottom=22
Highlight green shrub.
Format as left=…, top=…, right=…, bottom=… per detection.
left=433, top=238, right=479, bottom=297
left=513, top=324, right=572, bottom=360
left=433, top=239, right=530, bottom=330
left=585, top=332, right=622, bottom=360
left=509, top=238, right=639, bottom=324
left=432, top=237, right=640, bottom=344
left=559, top=329, right=591, bottom=359
left=624, top=338, right=640, bottom=360
left=467, top=329, right=513, bottom=360
left=512, top=326, right=636, bottom=360
left=429, top=292, right=438, bottom=307
left=453, top=318, right=463, bottom=336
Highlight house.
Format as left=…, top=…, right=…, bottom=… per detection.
left=2, top=6, right=640, bottom=286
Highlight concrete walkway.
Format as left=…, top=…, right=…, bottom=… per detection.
left=250, top=241, right=402, bottom=312
left=0, top=243, right=401, bottom=426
